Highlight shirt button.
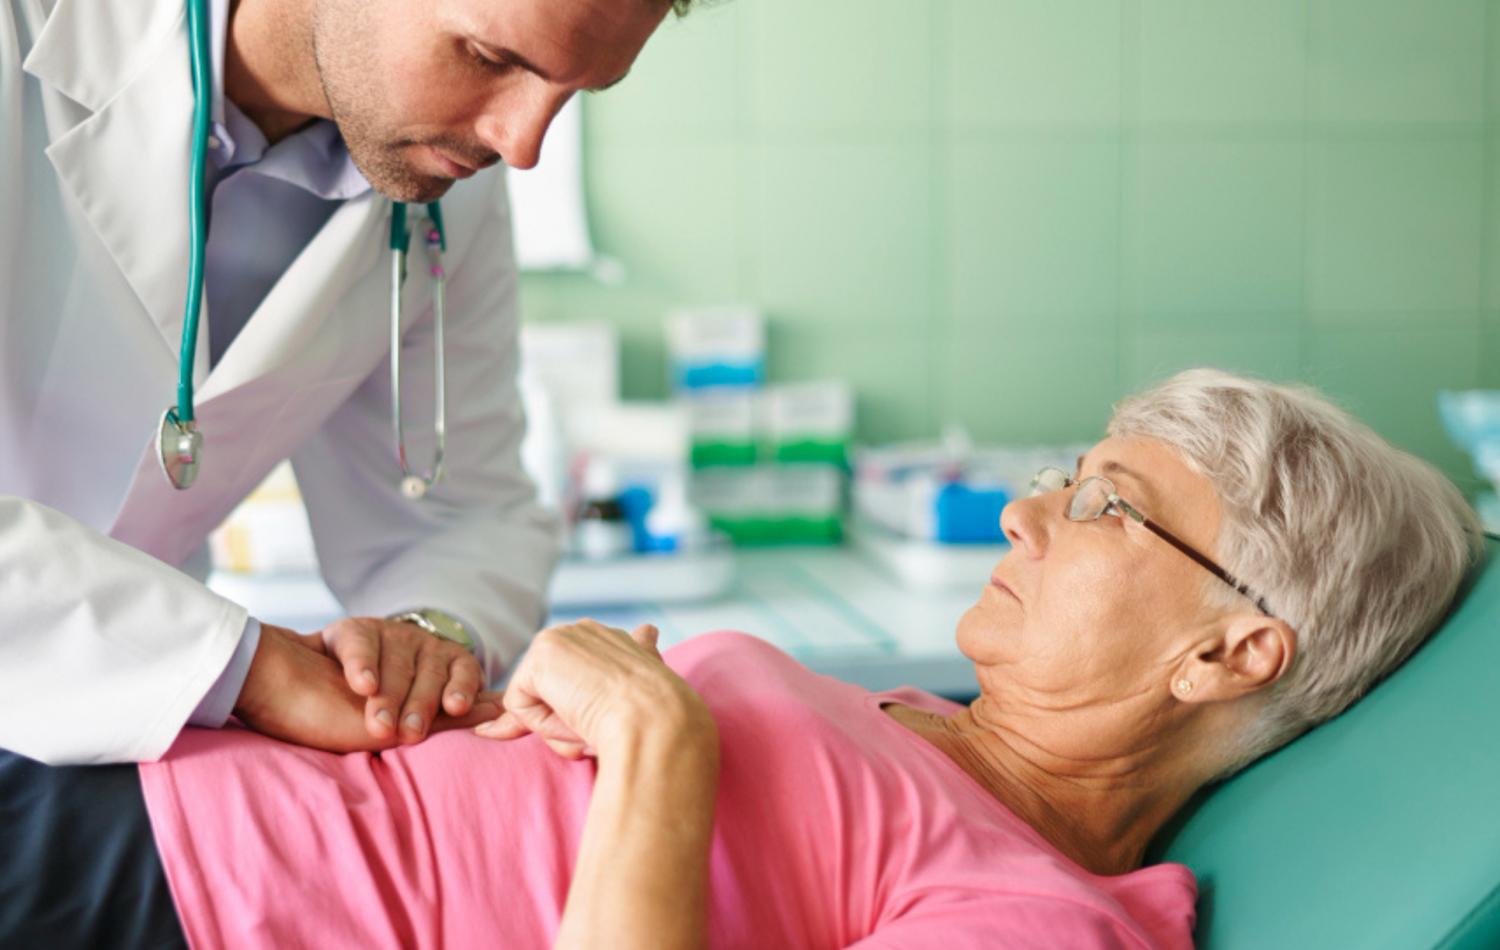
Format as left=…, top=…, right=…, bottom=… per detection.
left=207, top=135, right=222, bottom=150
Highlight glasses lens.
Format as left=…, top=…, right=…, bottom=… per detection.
left=1067, top=477, right=1114, bottom=521
left=1030, top=467, right=1071, bottom=497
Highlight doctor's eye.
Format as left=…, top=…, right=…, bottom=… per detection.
left=465, top=42, right=511, bottom=74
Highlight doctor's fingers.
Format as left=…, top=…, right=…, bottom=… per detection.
left=427, top=691, right=505, bottom=735
left=320, top=617, right=394, bottom=698
left=394, top=646, right=483, bottom=743
left=365, top=640, right=434, bottom=742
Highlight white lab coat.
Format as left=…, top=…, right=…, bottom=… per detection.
left=0, top=0, right=561, bottom=765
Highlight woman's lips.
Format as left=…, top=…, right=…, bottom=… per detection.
left=989, top=574, right=1017, bottom=600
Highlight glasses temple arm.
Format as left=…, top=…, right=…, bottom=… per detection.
left=1139, top=517, right=1275, bottom=617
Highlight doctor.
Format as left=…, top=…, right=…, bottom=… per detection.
left=0, top=0, right=678, bottom=765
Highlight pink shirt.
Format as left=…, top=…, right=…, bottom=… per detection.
left=141, top=632, right=1196, bottom=949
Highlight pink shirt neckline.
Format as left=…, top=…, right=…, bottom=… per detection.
left=861, top=687, right=1196, bottom=887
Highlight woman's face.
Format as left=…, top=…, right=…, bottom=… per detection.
left=958, top=437, right=1230, bottom=727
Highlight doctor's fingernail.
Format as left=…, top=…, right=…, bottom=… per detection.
left=361, top=669, right=377, bottom=686
left=376, top=709, right=394, bottom=728
left=405, top=713, right=424, bottom=731
left=448, top=691, right=467, bottom=706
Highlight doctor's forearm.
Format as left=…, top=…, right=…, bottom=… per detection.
left=0, top=496, right=247, bottom=764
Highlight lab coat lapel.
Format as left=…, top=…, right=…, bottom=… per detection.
left=194, top=192, right=385, bottom=404
left=23, top=0, right=207, bottom=379
left=103, top=194, right=395, bottom=565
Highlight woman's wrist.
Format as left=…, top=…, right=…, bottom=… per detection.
left=556, top=695, right=720, bottom=950
left=592, top=675, right=719, bottom=761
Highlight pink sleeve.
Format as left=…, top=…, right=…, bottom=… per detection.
left=846, top=894, right=1167, bottom=950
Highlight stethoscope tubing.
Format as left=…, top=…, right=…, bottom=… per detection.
left=178, top=0, right=212, bottom=425
left=163, top=0, right=449, bottom=496
left=390, top=203, right=450, bottom=499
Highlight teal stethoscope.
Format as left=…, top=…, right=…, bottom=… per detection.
left=158, top=0, right=449, bottom=500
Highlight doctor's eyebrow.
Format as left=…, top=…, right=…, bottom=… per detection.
left=481, top=44, right=630, bottom=93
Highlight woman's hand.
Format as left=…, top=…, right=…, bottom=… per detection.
left=475, top=619, right=712, bottom=760
left=477, top=619, right=720, bottom=950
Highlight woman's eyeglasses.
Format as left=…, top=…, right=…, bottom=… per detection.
left=1028, top=466, right=1277, bottom=619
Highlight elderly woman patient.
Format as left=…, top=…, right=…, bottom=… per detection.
left=0, top=370, right=1481, bottom=950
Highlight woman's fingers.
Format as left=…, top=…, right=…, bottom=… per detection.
left=428, top=694, right=506, bottom=733
left=629, top=623, right=662, bottom=658
left=543, top=738, right=597, bottom=759
left=474, top=711, right=527, bottom=739
left=473, top=618, right=676, bottom=754
left=476, top=701, right=589, bottom=745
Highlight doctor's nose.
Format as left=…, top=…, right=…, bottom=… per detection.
left=476, top=87, right=568, bottom=171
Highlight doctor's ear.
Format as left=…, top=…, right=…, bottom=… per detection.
left=1177, top=616, right=1296, bottom=703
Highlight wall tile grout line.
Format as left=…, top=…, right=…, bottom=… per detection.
left=1299, top=0, right=1317, bottom=380
left=1477, top=0, right=1494, bottom=339
left=1115, top=0, right=1139, bottom=397
left=927, top=0, right=948, bottom=438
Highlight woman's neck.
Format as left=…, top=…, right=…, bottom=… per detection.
left=883, top=703, right=1202, bottom=876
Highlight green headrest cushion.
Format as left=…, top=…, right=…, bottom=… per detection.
left=1152, top=535, right=1500, bottom=950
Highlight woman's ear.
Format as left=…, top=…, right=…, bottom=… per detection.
left=1175, top=615, right=1296, bottom=703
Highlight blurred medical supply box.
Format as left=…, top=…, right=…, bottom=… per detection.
left=1439, top=389, right=1500, bottom=531
left=851, top=436, right=1090, bottom=590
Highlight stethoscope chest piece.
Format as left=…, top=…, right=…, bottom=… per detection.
left=158, top=407, right=203, bottom=490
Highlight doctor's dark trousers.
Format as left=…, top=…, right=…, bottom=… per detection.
left=0, top=749, right=188, bottom=949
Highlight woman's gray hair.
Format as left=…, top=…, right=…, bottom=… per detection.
left=1109, top=369, right=1484, bottom=777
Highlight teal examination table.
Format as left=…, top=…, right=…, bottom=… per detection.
left=1149, top=533, right=1500, bottom=949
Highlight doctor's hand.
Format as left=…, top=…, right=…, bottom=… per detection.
left=317, top=616, right=485, bottom=745
left=233, top=624, right=500, bottom=753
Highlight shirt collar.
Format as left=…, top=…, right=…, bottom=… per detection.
left=205, top=0, right=371, bottom=201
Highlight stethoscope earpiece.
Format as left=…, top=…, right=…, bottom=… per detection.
left=401, top=476, right=428, bottom=500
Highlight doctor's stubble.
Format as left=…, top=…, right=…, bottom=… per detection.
left=310, top=0, right=501, bottom=204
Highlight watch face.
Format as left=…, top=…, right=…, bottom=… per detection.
left=391, top=611, right=474, bottom=652
left=420, top=611, right=475, bottom=652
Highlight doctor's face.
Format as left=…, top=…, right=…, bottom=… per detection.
left=312, top=0, right=668, bottom=202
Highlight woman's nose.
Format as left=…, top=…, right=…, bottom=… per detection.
left=1000, top=494, right=1053, bottom=558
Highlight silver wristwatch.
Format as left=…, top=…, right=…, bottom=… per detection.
left=387, top=608, right=476, bottom=652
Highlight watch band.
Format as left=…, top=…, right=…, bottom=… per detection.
left=387, top=609, right=476, bottom=652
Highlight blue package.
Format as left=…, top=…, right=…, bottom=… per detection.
left=617, top=485, right=686, bottom=553
left=673, top=359, right=765, bottom=391
left=934, top=483, right=1010, bottom=544
left=615, top=486, right=655, bottom=553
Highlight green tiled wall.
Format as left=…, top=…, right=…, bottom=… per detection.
left=519, top=0, right=1500, bottom=490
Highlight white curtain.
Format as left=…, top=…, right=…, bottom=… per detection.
left=506, top=97, right=594, bottom=271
